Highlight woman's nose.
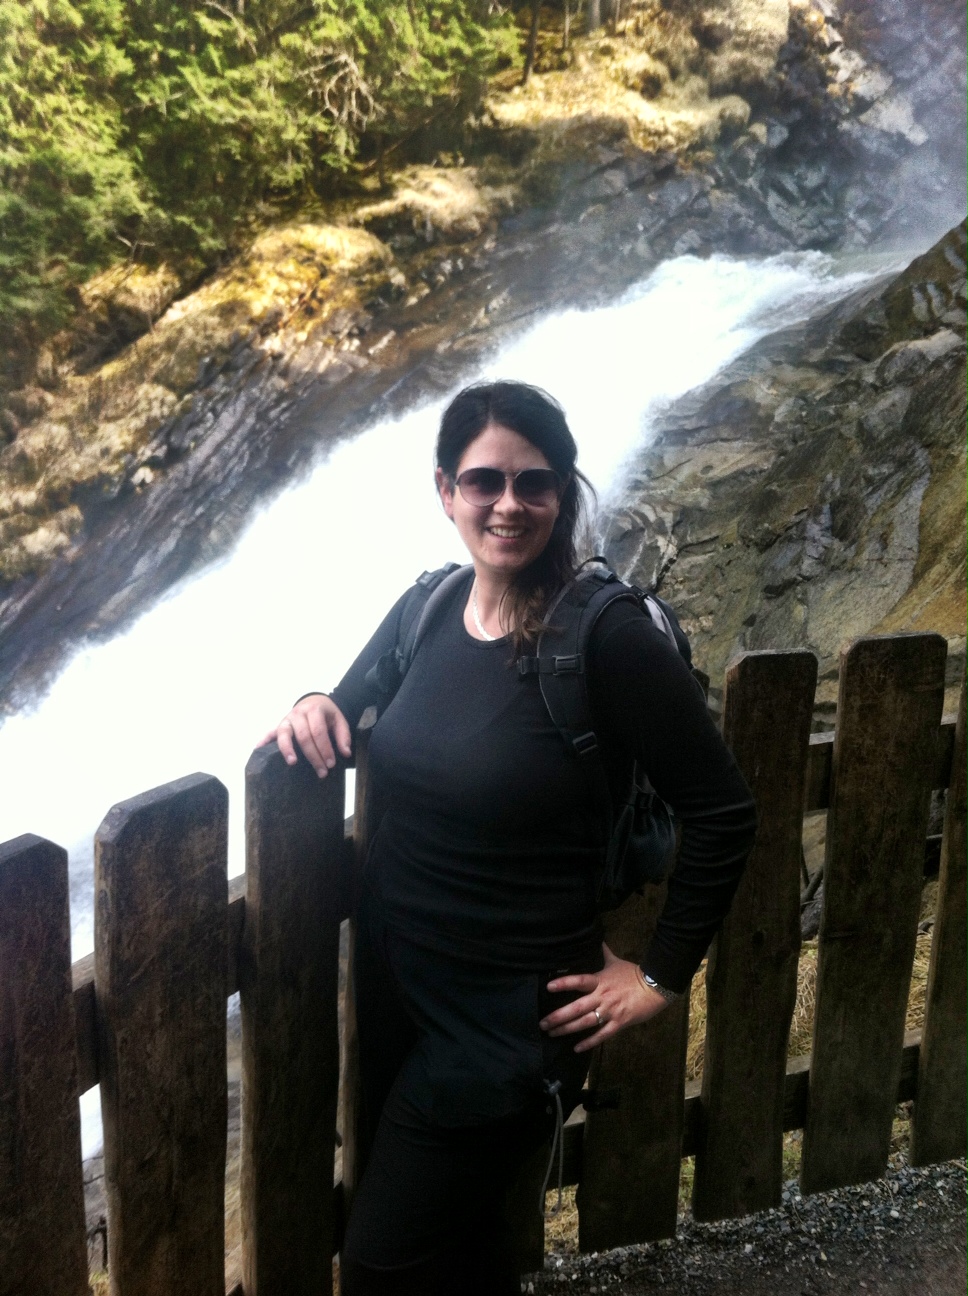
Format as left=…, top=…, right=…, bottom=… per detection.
left=495, top=479, right=526, bottom=508
left=492, top=478, right=525, bottom=510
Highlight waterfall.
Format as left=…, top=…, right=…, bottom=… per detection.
left=0, top=248, right=889, bottom=1155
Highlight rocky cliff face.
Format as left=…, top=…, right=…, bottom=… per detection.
left=0, top=0, right=963, bottom=710
left=603, top=220, right=966, bottom=719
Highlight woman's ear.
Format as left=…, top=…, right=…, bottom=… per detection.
left=435, top=466, right=456, bottom=520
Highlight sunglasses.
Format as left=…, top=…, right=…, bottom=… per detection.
left=454, top=467, right=564, bottom=508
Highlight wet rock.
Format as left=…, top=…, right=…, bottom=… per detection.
left=603, top=220, right=967, bottom=704
left=852, top=66, right=894, bottom=109
left=860, top=93, right=928, bottom=146
left=672, top=230, right=705, bottom=256
left=764, top=120, right=790, bottom=149
left=877, top=329, right=964, bottom=385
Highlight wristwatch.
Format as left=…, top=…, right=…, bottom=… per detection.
left=642, top=971, right=681, bottom=1004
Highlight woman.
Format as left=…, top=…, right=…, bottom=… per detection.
left=261, top=381, right=757, bottom=1296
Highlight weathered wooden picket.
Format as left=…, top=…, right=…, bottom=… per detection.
left=1, top=633, right=964, bottom=1296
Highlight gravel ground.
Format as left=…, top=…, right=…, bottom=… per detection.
left=84, top=1144, right=964, bottom=1294
left=524, top=1157, right=966, bottom=1296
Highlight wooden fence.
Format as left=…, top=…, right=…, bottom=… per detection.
left=1, top=633, right=964, bottom=1296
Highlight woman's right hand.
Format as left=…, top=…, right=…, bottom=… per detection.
left=257, top=693, right=352, bottom=778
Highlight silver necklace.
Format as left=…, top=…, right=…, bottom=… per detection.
left=472, top=583, right=497, bottom=641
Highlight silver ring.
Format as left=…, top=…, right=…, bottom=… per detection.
left=594, top=1008, right=603, bottom=1026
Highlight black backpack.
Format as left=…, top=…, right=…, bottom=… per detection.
left=363, top=561, right=698, bottom=910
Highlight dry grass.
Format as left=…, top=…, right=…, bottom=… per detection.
left=487, top=0, right=792, bottom=162
left=353, top=165, right=515, bottom=244
left=684, top=938, right=820, bottom=1086
left=686, top=958, right=708, bottom=1081
left=689, top=927, right=934, bottom=1085
left=545, top=1184, right=582, bottom=1253
left=489, top=38, right=749, bottom=163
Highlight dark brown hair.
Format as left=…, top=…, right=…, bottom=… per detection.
left=435, top=380, right=594, bottom=649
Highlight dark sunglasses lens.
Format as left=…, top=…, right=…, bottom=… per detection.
left=514, top=469, right=560, bottom=504
left=458, top=468, right=505, bottom=505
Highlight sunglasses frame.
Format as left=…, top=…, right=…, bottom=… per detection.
left=453, top=466, right=565, bottom=508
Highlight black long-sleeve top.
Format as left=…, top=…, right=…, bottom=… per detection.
left=331, top=571, right=756, bottom=993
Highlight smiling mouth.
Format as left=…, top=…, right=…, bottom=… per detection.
left=486, top=526, right=526, bottom=539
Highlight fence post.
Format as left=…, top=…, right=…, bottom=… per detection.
left=800, top=634, right=947, bottom=1194
left=693, top=649, right=817, bottom=1221
left=577, top=887, right=690, bottom=1250
left=96, top=773, right=228, bottom=1296
left=240, top=743, right=344, bottom=1295
left=911, top=673, right=966, bottom=1165
left=0, top=835, right=88, bottom=1296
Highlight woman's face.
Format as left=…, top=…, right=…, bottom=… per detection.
left=436, top=422, right=562, bottom=583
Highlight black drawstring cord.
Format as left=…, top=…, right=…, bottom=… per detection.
left=540, top=1079, right=565, bottom=1219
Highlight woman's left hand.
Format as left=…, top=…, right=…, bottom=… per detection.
left=538, top=943, right=672, bottom=1053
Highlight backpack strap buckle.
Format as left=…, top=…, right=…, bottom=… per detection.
left=552, top=653, right=583, bottom=675
left=572, top=731, right=599, bottom=756
left=517, top=654, right=585, bottom=677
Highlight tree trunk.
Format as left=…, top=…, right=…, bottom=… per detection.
left=522, top=3, right=542, bottom=85
left=376, top=137, right=387, bottom=191
left=563, top=0, right=571, bottom=51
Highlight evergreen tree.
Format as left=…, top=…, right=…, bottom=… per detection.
left=0, top=0, right=145, bottom=337
left=0, top=0, right=518, bottom=352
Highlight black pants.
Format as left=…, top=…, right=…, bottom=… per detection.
left=341, top=887, right=600, bottom=1296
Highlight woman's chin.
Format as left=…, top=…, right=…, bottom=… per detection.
left=475, top=550, right=538, bottom=580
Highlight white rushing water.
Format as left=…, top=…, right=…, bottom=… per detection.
left=0, top=249, right=884, bottom=1154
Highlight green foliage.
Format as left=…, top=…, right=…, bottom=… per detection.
left=0, top=0, right=146, bottom=334
left=0, top=0, right=518, bottom=348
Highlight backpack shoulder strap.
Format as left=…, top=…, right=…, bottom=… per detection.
left=518, top=565, right=694, bottom=904
left=401, top=563, right=473, bottom=672
left=517, top=565, right=639, bottom=759
left=362, top=562, right=467, bottom=704
left=517, top=564, right=687, bottom=759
